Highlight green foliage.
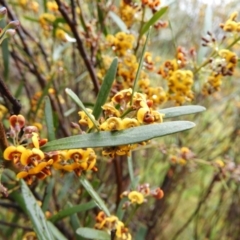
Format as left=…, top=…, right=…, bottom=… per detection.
left=0, top=1, right=240, bottom=240
left=42, top=121, right=195, bottom=151
left=21, top=180, right=54, bottom=240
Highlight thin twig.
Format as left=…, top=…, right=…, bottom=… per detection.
left=113, top=156, right=123, bottom=208
left=0, top=220, right=32, bottom=231
left=0, top=76, right=21, bottom=114
left=55, top=0, right=100, bottom=95
left=171, top=173, right=219, bottom=240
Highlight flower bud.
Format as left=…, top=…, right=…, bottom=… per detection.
left=7, top=20, right=20, bottom=29
left=0, top=7, right=7, bottom=20
left=4, top=29, right=16, bottom=38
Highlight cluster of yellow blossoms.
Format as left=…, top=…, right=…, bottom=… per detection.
left=106, top=32, right=135, bottom=56
left=0, top=104, right=7, bottom=120
left=201, top=16, right=238, bottom=95
left=18, top=0, right=39, bottom=12
left=103, top=32, right=168, bottom=106
left=202, top=49, right=237, bottom=95
left=3, top=115, right=97, bottom=185
left=38, top=3, right=71, bottom=41
left=119, top=0, right=140, bottom=28
left=95, top=211, right=132, bottom=240
left=118, top=0, right=162, bottom=29
left=158, top=47, right=194, bottom=105
left=78, top=89, right=164, bottom=157
left=121, top=183, right=164, bottom=208
left=220, top=11, right=240, bottom=32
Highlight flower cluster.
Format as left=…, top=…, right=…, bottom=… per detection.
left=106, top=32, right=135, bottom=56
left=17, top=0, right=39, bottom=12
left=78, top=89, right=164, bottom=157
left=0, top=104, right=7, bottom=120
left=220, top=12, right=240, bottom=33
left=0, top=7, right=19, bottom=45
left=95, top=211, right=132, bottom=240
left=142, top=0, right=161, bottom=11
left=3, top=115, right=97, bottom=185
left=201, top=30, right=238, bottom=95
left=119, top=0, right=140, bottom=28
left=38, top=10, right=71, bottom=41
left=169, top=147, right=195, bottom=165
left=121, top=183, right=164, bottom=208
left=158, top=47, right=194, bottom=105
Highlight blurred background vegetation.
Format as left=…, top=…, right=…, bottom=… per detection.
left=0, top=0, right=240, bottom=239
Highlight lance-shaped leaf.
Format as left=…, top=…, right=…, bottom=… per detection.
left=44, top=96, right=55, bottom=141
left=66, top=88, right=99, bottom=129
left=80, top=176, right=111, bottom=216
left=159, top=105, right=206, bottom=118
left=109, top=11, right=128, bottom=32
left=140, top=6, right=168, bottom=38
left=48, top=200, right=96, bottom=223
left=41, top=121, right=195, bottom=152
left=92, top=58, right=118, bottom=119
left=20, top=180, right=53, bottom=240
left=76, top=228, right=110, bottom=240
left=130, top=29, right=150, bottom=105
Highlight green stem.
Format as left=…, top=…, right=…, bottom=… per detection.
left=134, top=6, right=146, bottom=54
left=194, top=35, right=240, bottom=74
left=125, top=205, right=139, bottom=226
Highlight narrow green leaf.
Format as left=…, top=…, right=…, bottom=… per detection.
left=131, top=29, right=150, bottom=105
left=159, top=105, right=206, bottom=118
left=43, top=0, right=47, bottom=12
left=127, top=154, right=137, bottom=189
left=116, top=198, right=127, bottom=220
left=14, top=81, right=24, bottom=98
left=65, top=88, right=99, bottom=129
left=34, top=74, right=54, bottom=115
left=42, top=178, right=55, bottom=212
left=58, top=173, right=76, bottom=202
left=140, top=6, right=168, bottom=38
left=23, top=16, right=39, bottom=22
left=44, top=96, right=55, bottom=141
left=97, top=0, right=108, bottom=35
left=9, top=189, right=26, bottom=213
left=168, top=21, right=177, bottom=51
left=47, top=221, right=68, bottom=240
left=76, top=228, right=110, bottom=240
left=80, top=176, right=111, bottom=216
left=20, top=180, right=53, bottom=240
left=49, top=201, right=96, bottom=223
left=135, top=225, right=147, bottom=240
left=68, top=202, right=83, bottom=240
left=108, top=11, right=128, bottom=32
left=92, top=58, right=118, bottom=119
left=42, top=121, right=195, bottom=152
